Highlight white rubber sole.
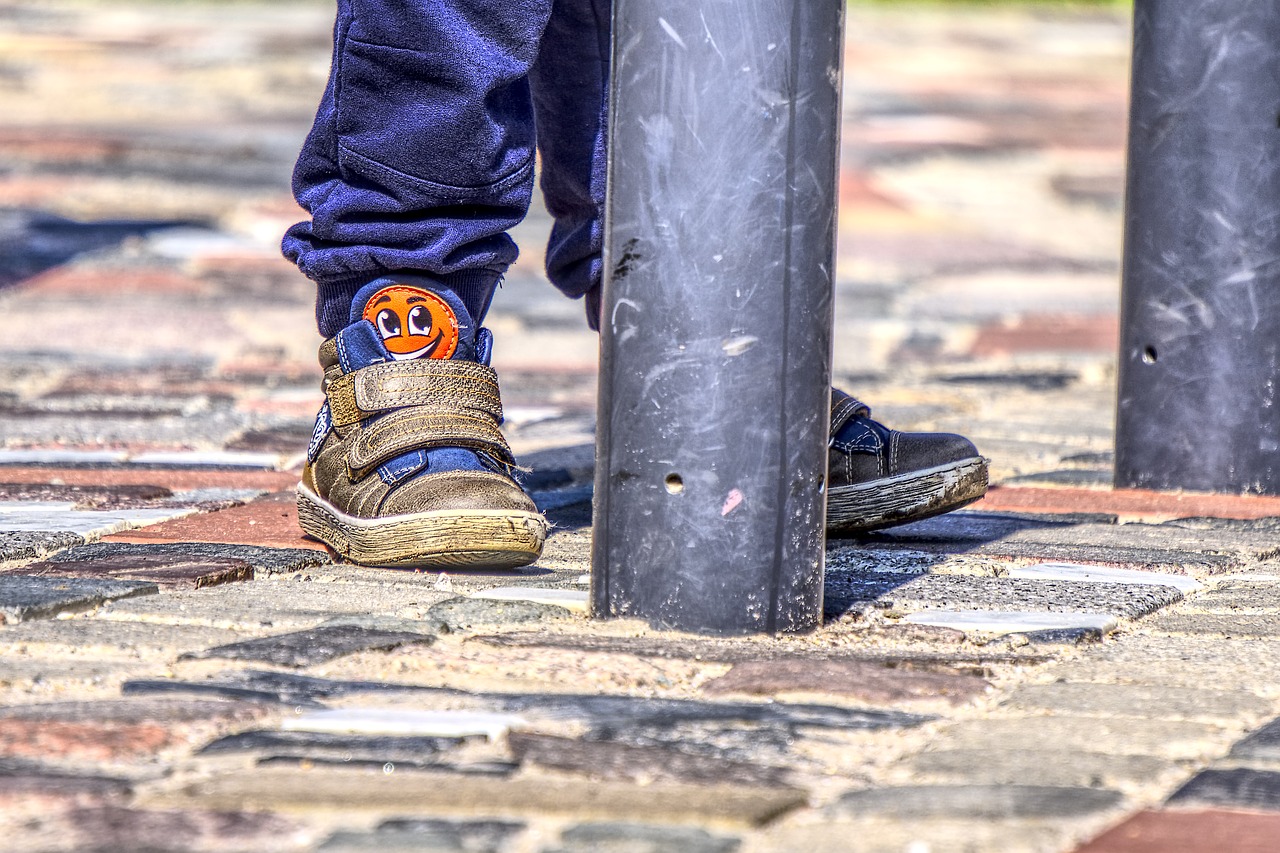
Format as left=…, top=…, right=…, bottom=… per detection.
left=297, top=483, right=547, bottom=570
left=826, top=457, right=989, bottom=535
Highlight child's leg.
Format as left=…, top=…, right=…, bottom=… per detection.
left=284, top=0, right=554, bottom=335
left=285, top=0, right=555, bottom=569
left=529, top=0, right=612, bottom=328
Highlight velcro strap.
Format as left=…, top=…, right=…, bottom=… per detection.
left=347, top=407, right=513, bottom=476
left=327, top=359, right=503, bottom=428
left=829, top=389, right=872, bottom=436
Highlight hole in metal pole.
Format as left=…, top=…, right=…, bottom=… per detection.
left=1142, top=346, right=1158, bottom=364
left=664, top=473, right=684, bottom=495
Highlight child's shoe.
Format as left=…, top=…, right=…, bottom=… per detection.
left=826, top=389, right=988, bottom=534
left=297, top=278, right=547, bottom=568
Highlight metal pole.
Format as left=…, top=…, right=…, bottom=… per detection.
left=591, top=0, right=843, bottom=634
left=1116, top=2, right=1280, bottom=494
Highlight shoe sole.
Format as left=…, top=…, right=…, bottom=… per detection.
left=297, top=484, right=548, bottom=570
left=826, top=456, right=989, bottom=535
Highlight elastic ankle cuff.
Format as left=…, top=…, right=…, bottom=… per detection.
left=314, top=268, right=503, bottom=337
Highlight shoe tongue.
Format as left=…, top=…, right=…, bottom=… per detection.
left=338, top=279, right=477, bottom=370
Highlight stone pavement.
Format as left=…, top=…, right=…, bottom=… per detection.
left=0, top=2, right=1278, bottom=851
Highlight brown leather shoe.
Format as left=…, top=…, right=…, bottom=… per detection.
left=297, top=278, right=546, bottom=569
left=826, top=389, right=988, bottom=535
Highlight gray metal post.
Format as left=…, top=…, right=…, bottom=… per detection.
left=591, top=0, right=843, bottom=634
left=1116, top=2, right=1280, bottom=493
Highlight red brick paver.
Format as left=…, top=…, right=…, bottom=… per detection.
left=0, top=467, right=299, bottom=492
left=976, top=486, right=1280, bottom=523
left=104, top=491, right=325, bottom=552
left=1075, top=809, right=1280, bottom=853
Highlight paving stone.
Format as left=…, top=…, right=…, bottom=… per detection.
left=1049, top=634, right=1280, bottom=694
left=471, top=632, right=1044, bottom=672
left=105, top=490, right=324, bottom=550
left=449, top=684, right=933, bottom=733
left=940, top=717, right=1226, bottom=761
left=0, top=698, right=274, bottom=761
left=0, top=618, right=247, bottom=657
left=49, top=541, right=329, bottom=576
left=1019, top=626, right=1111, bottom=645
left=0, top=575, right=157, bottom=624
left=979, top=485, right=1280, bottom=522
left=16, top=805, right=311, bottom=853
left=104, top=579, right=436, bottom=631
left=199, top=729, right=476, bottom=764
left=282, top=709, right=525, bottom=741
left=0, top=465, right=300, bottom=493
left=861, top=515, right=1275, bottom=570
left=1182, top=580, right=1280, bottom=613
left=258, top=754, right=517, bottom=776
left=426, top=597, right=575, bottom=632
left=0, top=503, right=197, bottom=537
left=585, top=720, right=800, bottom=766
left=183, top=624, right=435, bottom=667
left=1165, top=516, right=1280, bottom=533
left=0, top=482, right=172, bottom=509
left=153, top=767, right=807, bottom=828
left=226, top=424, right=318, bottom=454
left=825, top=570, right=1181, bottom=620
left=0, top=530, right=83, bottom=563
left=1166, top=768, right=1280, bottom=812
left=0, top=449, right=129, bottom=466
left=1231, top=717, right=1280, bottom=762
left=833, top=784, right=1122, bottom=819
left=904, top=749, right=1174, bottom=789
left=508, top=732, right=790, bottom=788
left=15, top=553, right=254, bottom=589
left=757, top=816, right=1066, bottom=853
left=125, top=671, right=931, bottom=736
left=1002, top=469, right=1113, bottom=488
left=0, top=759, right=132, bottom=811
left=904, top=610, right=1117, bottom=636
left=128, top=450, right=282, bottom=468
left=1076, top=809, right=1280, bottom=853
left=319, top=819, right=525, bottom=853
left=701, top=658, right=989, bottom=704
left=1144, top=613, right=1280, bottom=639
left=1003, top=683, right=1271, bottom=721
left=549, top=822, right=741, bottom=853
left=0, top=657, right=145, bottom=689
left=123, top=678, right=318, bottom=709
left=969, top=314, right=1118, bottom=357
left=1009, top=562, right=1203, bottom=593
left=160, top=487, right=269, bottom=512
left=470, top=586, right=589, bottom=613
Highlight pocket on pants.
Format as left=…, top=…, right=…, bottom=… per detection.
left=334, top=35, right=535, bottom=205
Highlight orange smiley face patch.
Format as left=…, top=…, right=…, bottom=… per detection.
left=362, top=285, right=459, bottom=360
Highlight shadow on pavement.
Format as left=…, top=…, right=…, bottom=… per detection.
left=0, top=207, right=205, bottom=289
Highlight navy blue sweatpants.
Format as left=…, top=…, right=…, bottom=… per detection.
left=283, top=0, right=611, bottom=335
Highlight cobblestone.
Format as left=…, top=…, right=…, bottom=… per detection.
left=318, top=819, right=524, bottom=853
left=0, top=575, right=157, bottom=624
left=834, top=784, right=1124, bottom=820
left=2, top=3, right=1279, bottom=851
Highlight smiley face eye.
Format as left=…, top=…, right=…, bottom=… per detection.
left=407, top=305, right=432, bottom=337
left=375, top=308, right=401, bottom=339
